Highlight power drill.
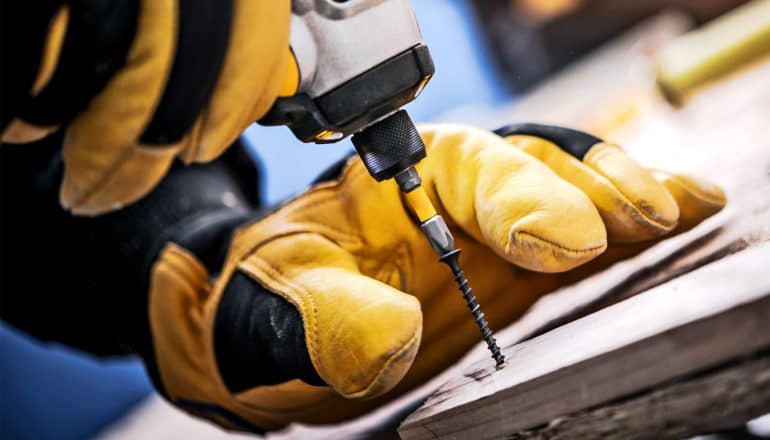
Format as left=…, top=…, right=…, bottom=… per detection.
left=261, top=0, right=504, bottom=367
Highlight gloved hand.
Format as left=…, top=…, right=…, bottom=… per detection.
left=2, top=0, right=294, bottom=215
left=148, top=124, right=725, bottom=431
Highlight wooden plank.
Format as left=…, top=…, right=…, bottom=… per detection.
left=509, top=353, right=770, bottom=439
left=399, top=242, right=770, bottom=440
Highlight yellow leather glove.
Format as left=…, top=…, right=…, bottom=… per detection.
left=2, top=0, right=294, bottom=215
left=148, top=123, right=725, bottom=431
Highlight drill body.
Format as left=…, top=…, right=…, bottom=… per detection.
left=261, top=0, right=433, bottom=150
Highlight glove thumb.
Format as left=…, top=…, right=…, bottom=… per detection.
left=233, top=230, right=424, bottom=400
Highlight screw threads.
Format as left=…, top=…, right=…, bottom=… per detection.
left=439, top=249, right=505, bottom=368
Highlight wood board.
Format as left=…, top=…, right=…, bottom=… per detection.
left=399, top=243, right=770, bottom=439
left=508, top=353, right=770, bottom=439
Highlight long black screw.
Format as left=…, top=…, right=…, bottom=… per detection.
left=439, top=249, right=505, bottom=368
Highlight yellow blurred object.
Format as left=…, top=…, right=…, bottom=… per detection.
left=148, top=124, right=724, bottom=431
left=657, top=0, right=770, bottom=104
left=516, top=0, right=583, bottom=22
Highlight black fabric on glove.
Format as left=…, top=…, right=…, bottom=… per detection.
left=140, top=0, right=233, bottom=145
left=494, top=123, right=602, bottom=160
left=0, top=134, right=259, bottom=357
left=215, top=273, right=325, bottom=392
left=13, top=0, right=140, bottom=127
left=1, top=0, right=64, bottom=130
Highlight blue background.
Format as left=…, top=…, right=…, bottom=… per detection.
left=0, top=1, right=511, bottom=439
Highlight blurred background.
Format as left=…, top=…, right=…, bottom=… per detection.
left=2, top=0, right=768, bottom=438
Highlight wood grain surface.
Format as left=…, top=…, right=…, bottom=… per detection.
left=507, top=353, right=770, bottom=440
left=399, top=243, right=770, bottom=439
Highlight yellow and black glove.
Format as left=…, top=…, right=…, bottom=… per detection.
left=2, top=0, right=295, bottom=215
left=146, top=123, right=725, bottom=431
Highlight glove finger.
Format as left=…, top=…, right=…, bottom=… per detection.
left=60, top=0, right=179, bottom=215
left=234, top=231, right=423, bottom=400
left=649, top=169, right=726, bottom=230
left=500, top=126, right=681, bottom=243
left=418, top=124, right=608, bottom=273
